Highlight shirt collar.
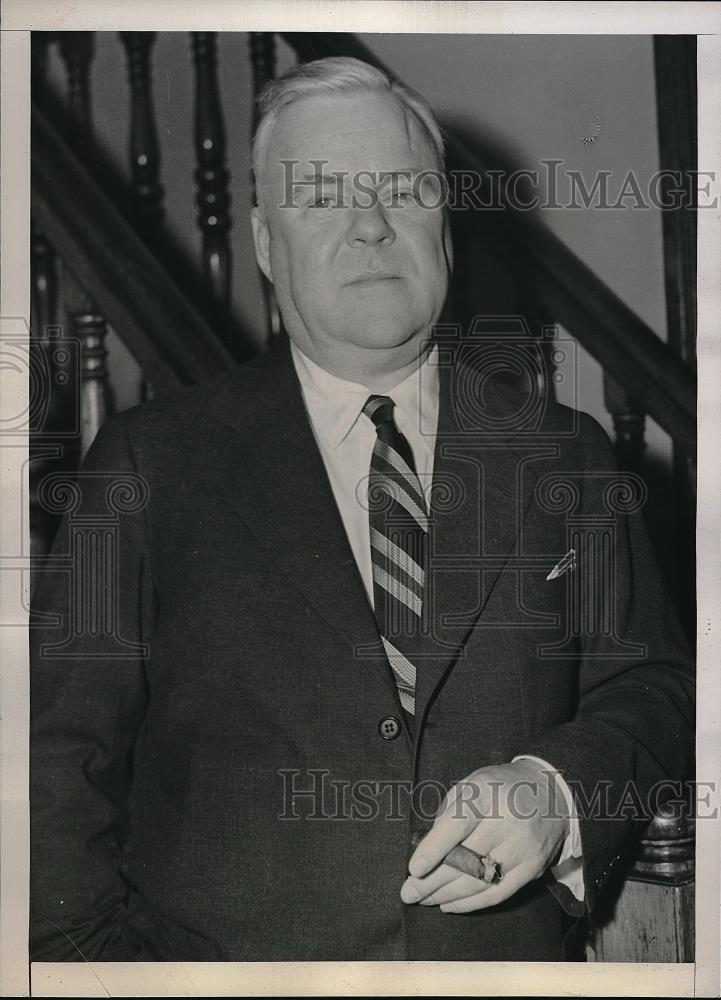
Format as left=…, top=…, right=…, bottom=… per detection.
left=290, top=340, right=439, bottom=454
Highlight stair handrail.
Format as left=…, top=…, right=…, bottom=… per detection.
left=31, top=101, right=235, bottom=393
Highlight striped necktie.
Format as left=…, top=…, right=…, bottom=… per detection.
left=364, top=394, right=428, bottom=716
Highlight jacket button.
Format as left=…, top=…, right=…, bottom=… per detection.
left=378, top=716, right=401, bottom=740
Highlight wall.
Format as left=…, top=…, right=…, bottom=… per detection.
left=44, top=31, right=671, bottom=471
left=359, top=33, right=670, bottom=469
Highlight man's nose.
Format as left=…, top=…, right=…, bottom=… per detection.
left=345, top=202, right=396, bottom=247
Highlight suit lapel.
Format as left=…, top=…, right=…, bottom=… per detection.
left=197, top=338, right=538, bottom=731
left=200, top=340, right=398, bottom=704
left=413, top=348, right=539, bottom=724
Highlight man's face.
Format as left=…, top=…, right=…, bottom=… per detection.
left=251, top=91, right=453, bottom=364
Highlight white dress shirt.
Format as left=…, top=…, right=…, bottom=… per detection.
left=290, top=340, right=584, bottom=901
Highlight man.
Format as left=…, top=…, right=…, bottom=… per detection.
left=30, top=57, right=694, bottom=962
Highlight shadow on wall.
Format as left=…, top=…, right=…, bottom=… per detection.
left=438, top=118, right=689, bottom=644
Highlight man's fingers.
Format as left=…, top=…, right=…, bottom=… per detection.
left=400, top=865, right=466, bottom=904
left=418, top=874, right=493, bottom=907
left=403, top=827, right=509, bottom=905
left=440, top=860, right=538, bottom=913
left=418, top=838, right=519, bottom=907
left=405, top=762, right=570, bottom=910
left=408, top=785, right=481, bottom=878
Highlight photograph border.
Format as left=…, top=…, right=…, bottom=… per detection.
left=2, top=2, right=719, bottom=996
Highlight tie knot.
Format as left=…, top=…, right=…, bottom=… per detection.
left=363, top=394, right=396, bottom=429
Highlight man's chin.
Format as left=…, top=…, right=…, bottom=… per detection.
left=344, top=324, right=427, bottom=352
left=335, top=302, right=429, bottom=350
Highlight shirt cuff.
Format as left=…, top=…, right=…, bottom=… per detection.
left=512, top=754, right=584, bottom=901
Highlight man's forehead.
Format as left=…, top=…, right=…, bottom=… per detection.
left=267, top=92, right=435, bottom=172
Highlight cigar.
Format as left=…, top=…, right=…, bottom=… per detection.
left=410, top=832, right=503, bottom=883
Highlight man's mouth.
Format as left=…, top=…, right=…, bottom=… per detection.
left=345, top=273, right=402, bottom=286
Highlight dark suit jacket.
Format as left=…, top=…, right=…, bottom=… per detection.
left=30, top=335, right=694, bottom=962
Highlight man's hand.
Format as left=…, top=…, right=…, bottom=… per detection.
left=400, top=759, right=570, bottom=913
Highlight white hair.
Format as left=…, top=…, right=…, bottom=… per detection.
left=252, top=56, right=446, bottom=208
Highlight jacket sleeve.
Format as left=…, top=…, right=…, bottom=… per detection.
left=30, top=414, right=158, bottom=960
left=523, top=412, right=695, bottom=915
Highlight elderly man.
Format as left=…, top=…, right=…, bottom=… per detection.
left=30, top=57, right=694, bottom=962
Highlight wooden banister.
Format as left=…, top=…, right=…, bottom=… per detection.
left=279, top=31, right=696, bottom=456
left=523, top=220, right=696, bottom=454
left=31, top=101, right=235, bottom=392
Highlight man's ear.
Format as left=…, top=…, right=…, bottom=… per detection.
left=442, top=209, right=454, bottom=276
left=251, top=206, right=273, bottom=284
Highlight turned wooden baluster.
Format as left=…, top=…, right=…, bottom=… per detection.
left=59, top=32, right=94, bottom=145
left=249, top=32, right=281, bottom=344
left=74, top=313, right=112, bottom=451
left=30, top=33, right=64, bottom=560
left=31, top=32, right=59, bottom=341
left=191, top=32, right=232, bottom=313
left=119, top=31, right=163, bottom=402
left=58, top=32, right=114, bottom=458
left=249, top=30, right=276, bottom=95
left=31, top=222, right=59, bottom=347
left=603, top=373, right=646, bottom=474
left=119, top=32, right=165, bottom=239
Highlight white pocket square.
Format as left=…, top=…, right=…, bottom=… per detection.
left=546, top=548, right=576, bottom=581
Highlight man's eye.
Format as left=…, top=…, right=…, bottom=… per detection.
left=311, top=196, right=336, bottom=209
left=389, top=190, right=414, bottom=206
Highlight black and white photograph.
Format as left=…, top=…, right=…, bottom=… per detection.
left=1, top=2, right=720, bottom=996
